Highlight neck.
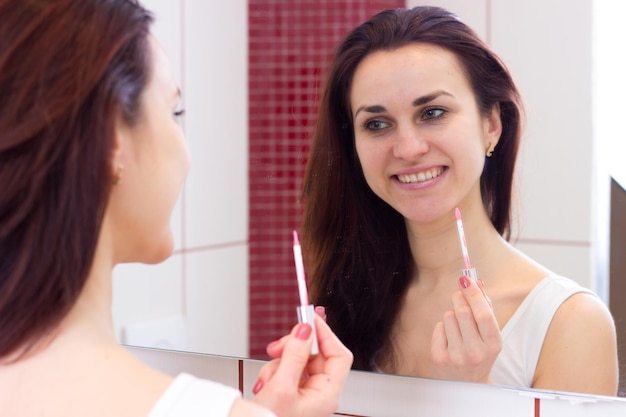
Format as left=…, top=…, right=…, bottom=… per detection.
left=405, top=205, right=498, bottom=285
left=1, top=250, right=117, bottom=366
left=51, top=230, right=118, bottom=353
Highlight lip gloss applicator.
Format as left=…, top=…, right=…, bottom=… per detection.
left=454, top=207, right=478, bottom=283
left=292, top=230, right=319, bottom=355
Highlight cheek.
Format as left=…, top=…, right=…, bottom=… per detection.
left=355, top=140, right=387, bottom=193
left=453, top=140, right=487, bottom=184
left=355, top=139, right=380, bottom=172
left=176, top=138, right=190, bottom=179
left=167, top=129, right=190, bottom=179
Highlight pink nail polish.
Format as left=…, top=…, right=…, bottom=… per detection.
left=252, top=378, right=264, bottom=394
left=459, top=275, right=471, bottom=289
left=315, top=305, right=326, bottom=320
left=295, top=323, right=312, bottom=340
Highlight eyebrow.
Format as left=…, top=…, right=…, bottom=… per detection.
left=353, top=90, right=454, bottom=118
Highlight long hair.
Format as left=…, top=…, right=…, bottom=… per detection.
left=0, top=0, right=153, bottom=359
left=301, top=6, right=523, bottom=370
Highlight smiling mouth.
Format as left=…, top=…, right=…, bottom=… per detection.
left=396, top=167, right=445, bottom=184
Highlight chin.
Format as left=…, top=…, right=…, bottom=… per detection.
left=144, top=252, right=172, bottom=265
left=143, top=235, right=175, bottom=265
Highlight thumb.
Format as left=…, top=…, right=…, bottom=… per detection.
left=265, top=323, right=313, bottom=388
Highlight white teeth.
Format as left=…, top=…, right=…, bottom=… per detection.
left=397, top=167, right=443, bottom=184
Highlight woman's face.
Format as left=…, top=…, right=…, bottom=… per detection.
left=350, top=43, right=501, bottom=225
left=111, top=35, right=190, bottom=264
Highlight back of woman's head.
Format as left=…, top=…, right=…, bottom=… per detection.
left=0, top=0, right=153, bottom=359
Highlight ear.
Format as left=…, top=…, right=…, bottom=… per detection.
left=483, top=102, right=503, bottom=150
left=111, top=115, right=128, bottom=182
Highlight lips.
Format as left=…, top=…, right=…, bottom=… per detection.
left=396, top=167, right=445, bottom=184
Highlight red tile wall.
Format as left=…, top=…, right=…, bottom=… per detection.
left=248, top=0, right=405, bottom=358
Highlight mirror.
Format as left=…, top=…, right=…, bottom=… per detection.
left=112, top=0, right=625, bottom=397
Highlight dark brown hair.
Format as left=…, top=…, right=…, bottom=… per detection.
left=301, top=6, right=523, bottom=370
left=0, top=0, right=153, bottom=359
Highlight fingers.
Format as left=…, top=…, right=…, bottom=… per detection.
left=254, top=360, right=279, bottom=394
left=253, top=316, right=353, bottom=417
left=269, top=315, right=352, bottom=386
left=307, top=315, right=353, bottom=385
left=265, top=316, right=352, bottom=394
left=477, top=279, right=494, bottom=310
left=430, top=276, right=502, bottom=382
left=267, top=323, right=314, bottom=388
left=314, top=315, right=350, bottom=360
left=266, top=306, right=327, bottom=359
left=266, top=334, right=289, bottom=359
left=450, top=291, right=481, bottom=346
left=257, top=322, right=313, bottom=393
left=315, top=305, right=327, bottom=322
left=455, top=277, right=501, bottom=346
left=431, top=321, right=447, bottom=351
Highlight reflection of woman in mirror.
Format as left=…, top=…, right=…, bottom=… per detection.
left=0, top=1, right=352, bottom=416
left=301, top=6, right=618, bottom=395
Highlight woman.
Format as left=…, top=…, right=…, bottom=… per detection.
left=301, top=6, right=617, bottom=395
left=0, top=0, right=352, bottom=416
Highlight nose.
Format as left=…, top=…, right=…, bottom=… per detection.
left=392, top=124, right=429, bottom=161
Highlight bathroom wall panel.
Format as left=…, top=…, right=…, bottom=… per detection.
left=185, top=246, right=249, bottom=358
left=112, top=254, right=184, bottom=343
left=183, top=1, right=248, bottom=249
left=490, top=0, right=593, bottom=245
left=513, top=241, right=592, bottom=289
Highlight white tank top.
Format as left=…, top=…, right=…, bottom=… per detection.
left=490, top=275, right=595, bottom=388
left=148, top=373, right=242, bottom=417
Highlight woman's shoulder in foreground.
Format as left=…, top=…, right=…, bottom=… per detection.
left=0, top=343, right=172, bottom=417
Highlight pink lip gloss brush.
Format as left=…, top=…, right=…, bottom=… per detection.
left=455, top=208, right=478, bottom=283
left=292, top=230, right=319, bottom=355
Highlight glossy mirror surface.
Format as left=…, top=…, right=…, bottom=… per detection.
left=112, top=0, right=626, bottom=397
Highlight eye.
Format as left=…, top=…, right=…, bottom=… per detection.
left=174, top=109, right=185, bottom=119
left=422, top=108, right=446, bottom=121
left=363, top=119, right=391, bottom=131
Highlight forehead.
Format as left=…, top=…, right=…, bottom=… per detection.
left=350, top=43, right=471, bottom=104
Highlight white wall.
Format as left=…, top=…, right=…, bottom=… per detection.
left=593, top=1, right=626, bottom=306
left=409, top=0, right=604, bottom=297
left=112, top=0, right=249, bottom=357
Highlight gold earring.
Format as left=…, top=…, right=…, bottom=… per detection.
left=113, top=163, right=124, bottom=185
left=486, top=143, right=495, bottom=158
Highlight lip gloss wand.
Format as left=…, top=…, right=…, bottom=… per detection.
left=455, top=207, right=478, bottom=283
left=292, top=230, right=319, bottom=355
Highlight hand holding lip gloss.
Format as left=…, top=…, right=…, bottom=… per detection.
left=454, top=208, right=478, bottom=283
left=292, top=230, right=319, bottom=355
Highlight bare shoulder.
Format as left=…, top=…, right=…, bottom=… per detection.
left=559, top=291, right=613, bottom=319
left=229, top=398, right=276, bottom=417
left=534, top=291, right=618, bottom=395
left=548, top=291, right=617, bottom=363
